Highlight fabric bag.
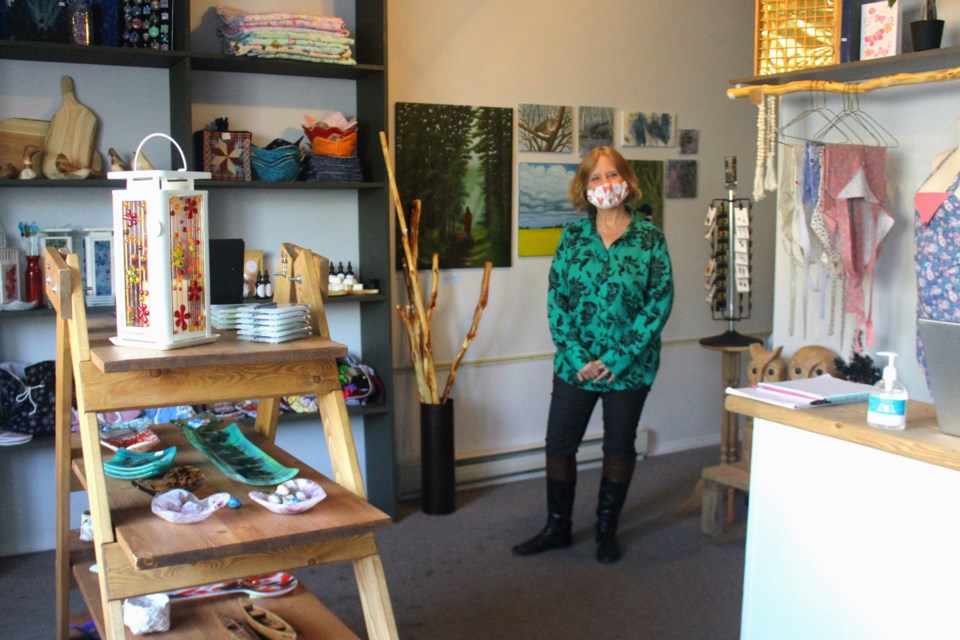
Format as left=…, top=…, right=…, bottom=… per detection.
left=0, top=361, right=57, bottom=435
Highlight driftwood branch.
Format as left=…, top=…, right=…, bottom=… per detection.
left=442, top=261, right=493, bottom=404
left=380, top=131, right=491, bottom=406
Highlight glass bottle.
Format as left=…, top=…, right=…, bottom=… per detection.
left=23, top=234, right=42, bottom=305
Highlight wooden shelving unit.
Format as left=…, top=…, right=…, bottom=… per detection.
left=47, top=247, right=398, bottom=639
left=0, top=0, right=395, bottom=516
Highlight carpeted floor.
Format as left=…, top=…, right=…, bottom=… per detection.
left=0, top=445, right=745, bottom=639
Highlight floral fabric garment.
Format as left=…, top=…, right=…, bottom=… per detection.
left=548, top=210, right=674, bottom=391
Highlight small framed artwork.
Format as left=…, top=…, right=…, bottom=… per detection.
left=518, top=104, right=574, bottom=153
left=860, top=0, right=901, bottom=60
left=83, top=228, right=114, bottom=307
left=40, top=228, right=74, bottom=256
left=579, top=106, right=614, bottom=156
left=679, top=130, right=699, bottom=155
left=622, top=112, right=676, bottom=147
left=666, top=160, right=698, bottom=198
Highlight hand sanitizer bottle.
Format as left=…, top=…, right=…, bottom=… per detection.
left=867, top=351, right=908, bottom=430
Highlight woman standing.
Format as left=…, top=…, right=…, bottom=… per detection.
left=513, top=146, right=674, bottom=563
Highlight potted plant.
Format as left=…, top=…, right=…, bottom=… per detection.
left=911, top=0, right=944, bottom=51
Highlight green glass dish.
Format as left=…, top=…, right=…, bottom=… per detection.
left=183, top=423, right=298, bottom=486
left=104, top=446, right=177, bottom=479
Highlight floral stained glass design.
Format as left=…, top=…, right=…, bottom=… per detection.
left=169, top=194, right=206, bottom=335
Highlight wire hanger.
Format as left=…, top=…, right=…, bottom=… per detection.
left=813, top=84, right=898, bottom=147
left=779, top=83, right=852, bottom=143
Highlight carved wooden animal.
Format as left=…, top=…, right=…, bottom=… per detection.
left=746, top=343, right=787, bottom=386
left=788, top=345, right=840, bottom=380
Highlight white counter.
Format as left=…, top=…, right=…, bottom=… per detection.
left=726, top=397, right=960, bottom=640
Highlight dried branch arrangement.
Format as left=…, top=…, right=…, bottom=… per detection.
left=379, top=131, right=493, bottom=405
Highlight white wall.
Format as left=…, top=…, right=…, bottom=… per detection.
left=772, top=3, right=960, bottom=402
left=387, top=0, right=774, bottom=482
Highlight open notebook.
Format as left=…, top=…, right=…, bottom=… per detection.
left=727, top=374, right=875, bottom=410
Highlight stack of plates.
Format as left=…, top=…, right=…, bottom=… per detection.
left=103, top=446, right=177, bottom=480
left=236, top=303, right=312, bottom=344
left=210, top=304, right=247, bottom=330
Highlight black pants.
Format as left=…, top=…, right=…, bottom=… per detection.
left=544, top=375, right=650, bottom=460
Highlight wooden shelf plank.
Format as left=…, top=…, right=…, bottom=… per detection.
left=87, top=331, right=347, bottom=374
left=74, top=564, right=360, bottom=639
left=72, top=424, right=390, bottom=570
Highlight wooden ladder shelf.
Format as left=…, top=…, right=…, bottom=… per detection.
left=48, top=246, right=398, bottom=639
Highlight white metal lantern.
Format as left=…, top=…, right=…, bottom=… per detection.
left=108, top=133, right=217, bottom=350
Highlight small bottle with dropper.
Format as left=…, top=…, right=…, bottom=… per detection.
left=867, top=351, right=908, bottom=430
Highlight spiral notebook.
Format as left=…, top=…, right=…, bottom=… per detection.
left=727, top=374, right=874, bottom=410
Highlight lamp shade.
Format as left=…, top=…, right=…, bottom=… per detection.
left=108, top=134, right=216, bottom=350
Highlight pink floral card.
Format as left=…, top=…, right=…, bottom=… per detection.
left=861, top=0, right=902, bottom=60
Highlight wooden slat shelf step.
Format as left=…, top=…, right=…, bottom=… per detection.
left=701, top=462, right=751, bottom=492
left=71, top=423, right=390, bottom=570
left=74, top=563, right=360, bottom=639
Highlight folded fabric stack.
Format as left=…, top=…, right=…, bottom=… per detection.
left=302, top=112, right=363, bottom=182
left=216, top=5, right=356, bottom=66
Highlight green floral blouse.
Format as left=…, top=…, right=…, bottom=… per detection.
left=548, top=210, right=674, bottom=391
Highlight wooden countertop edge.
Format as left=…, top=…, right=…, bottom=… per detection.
left=725, top=395, right=960, bottom=472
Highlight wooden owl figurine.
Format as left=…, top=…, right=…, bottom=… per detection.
left=746, top=343, right=787, bottom=386
left=788, top=345, right=840, bottom=380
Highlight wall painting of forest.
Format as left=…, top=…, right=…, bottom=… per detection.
left=395, top=102, right=514, bottom=269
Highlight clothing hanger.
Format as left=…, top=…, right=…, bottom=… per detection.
left=812, top=85, right=898, bottom=147
left=779, top=83, right=850, bottom=143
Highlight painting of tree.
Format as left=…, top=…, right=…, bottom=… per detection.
left=518, top=104, right=573, bottom=152
left=395, top=102, right=513, bottom=269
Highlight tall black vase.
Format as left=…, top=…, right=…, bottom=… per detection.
left=911, top=20, right=945, bottom=52
left=420, top=400, right=456, bottom=515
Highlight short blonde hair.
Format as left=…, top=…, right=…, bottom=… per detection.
left=568, top=146, right=642, bottom=212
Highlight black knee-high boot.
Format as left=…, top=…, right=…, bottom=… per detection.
left=595, top=455, right=635, bottom=563
left=513, top=456, right=576, bottom=556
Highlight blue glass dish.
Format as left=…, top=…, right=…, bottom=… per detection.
left=104, top=446, right=177, bottom=479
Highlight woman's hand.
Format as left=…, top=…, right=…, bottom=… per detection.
left=577, top=359, right=615, bottom=383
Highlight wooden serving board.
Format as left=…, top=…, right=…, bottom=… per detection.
left=42, top=76, right=98, bottom=179
left=0, top=117, right=47, bottom=169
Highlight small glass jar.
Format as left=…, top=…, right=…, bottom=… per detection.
left=69, top=0, right=92, bottom=46
left=23, top=235, right=43, bottom=305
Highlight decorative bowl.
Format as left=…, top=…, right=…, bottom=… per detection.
left=151, top=489, right=231, bottom=524
left=251, top=144, right=301, bottom=182
left=103, top=446, right=176, bottom=479
left=248, top=478, right=327, bottom=515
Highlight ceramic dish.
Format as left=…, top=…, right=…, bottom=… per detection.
left=131, top=465, right=204, bottom=496
left=103, top=446, right=176, bottom=479
left=151, top=489, right=231, bottom=524
left=183, top=423, right=298, bottom=486
left=248, top=478, right=326, bottom=515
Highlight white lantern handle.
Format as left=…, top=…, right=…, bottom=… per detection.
left=133, top=133, right=189, bottom=172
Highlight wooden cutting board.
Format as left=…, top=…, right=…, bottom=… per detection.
left=42, top=76, right=99, bottom=179
left=0, top=117, right=47, bottom=169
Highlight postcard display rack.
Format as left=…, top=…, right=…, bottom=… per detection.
left=46, top=246, right=398, bottom=639
left=701, top=185, right=757, bottom=348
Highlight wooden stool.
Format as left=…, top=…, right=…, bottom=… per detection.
left=701, top=461, right=750, bottom=537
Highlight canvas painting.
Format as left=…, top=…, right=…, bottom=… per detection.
left=666, top=160, right=697, bottom=198
left=578, top=107, right=614, bottom=156
left=679, top=129, right=699, bottom=154
left=623, top=112, right=676, bottom=147
left=627, top=160, right=665, bottom=229
left=395, top=102, right=513, bottom=269
left=518, top=162, right=581, bottom=257
left=519, top=104, right=573, bottom=153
